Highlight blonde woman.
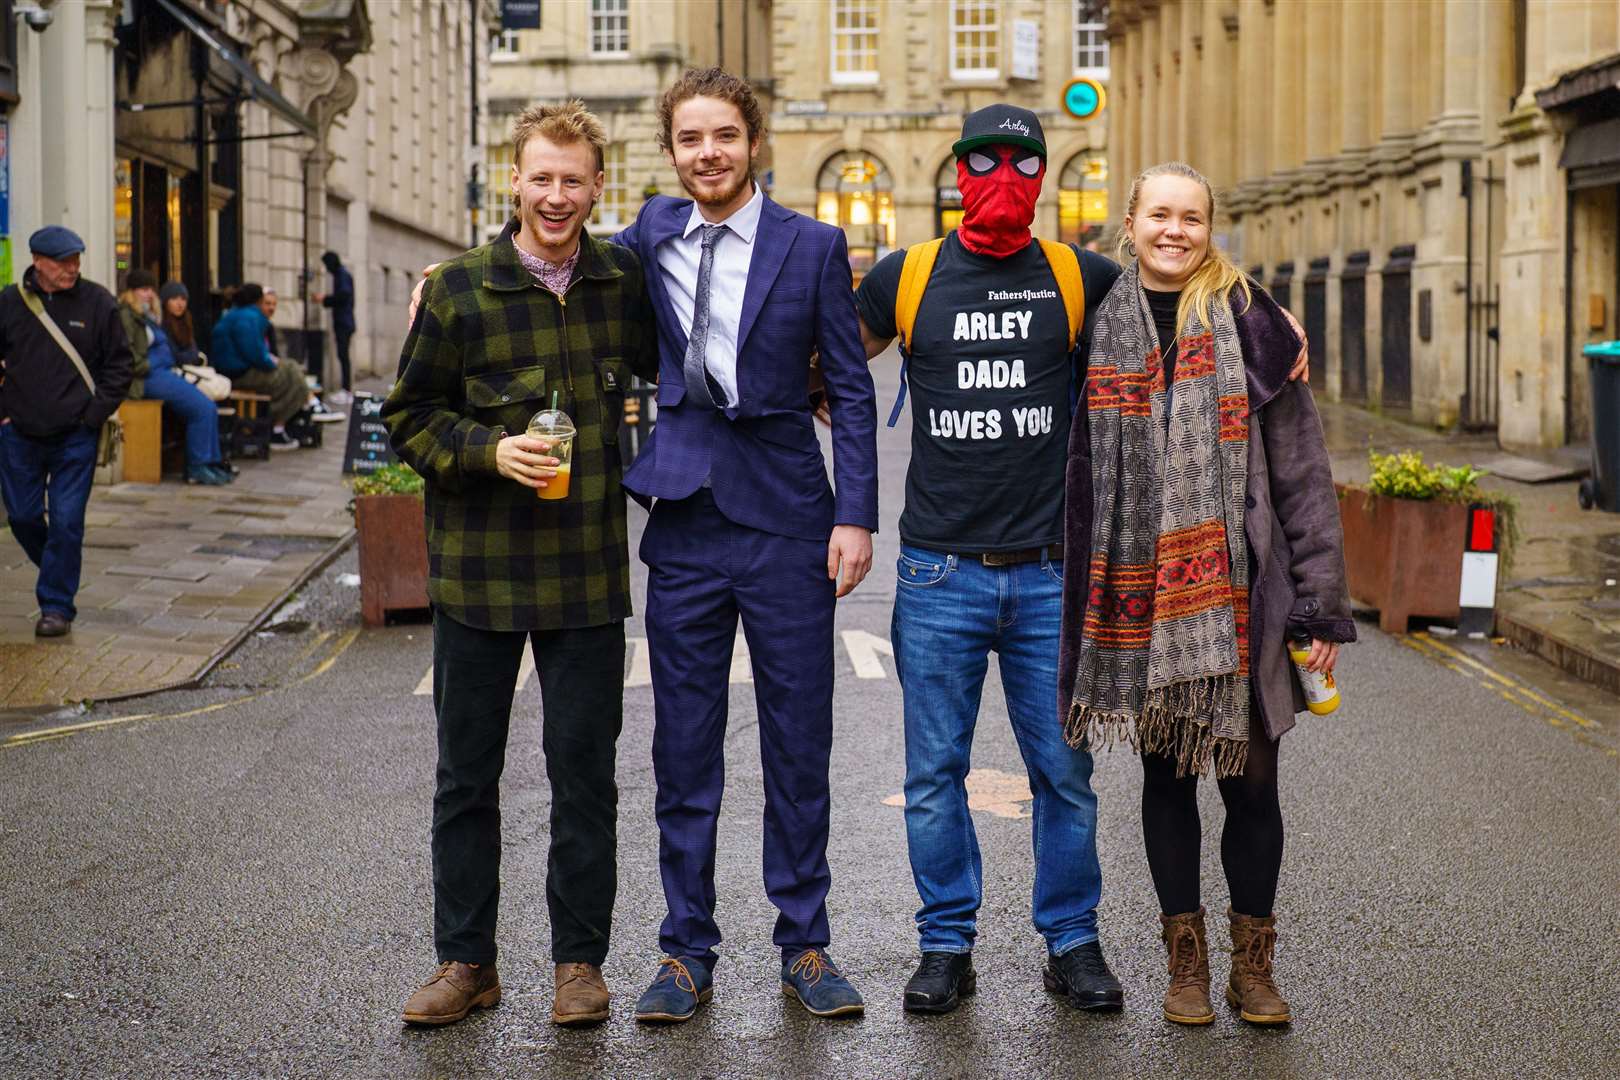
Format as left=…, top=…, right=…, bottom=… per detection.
left=1058, top=163, right=1354, bottom=1026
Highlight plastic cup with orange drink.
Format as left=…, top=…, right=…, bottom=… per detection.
left=528, top=394, right=576, bottom=500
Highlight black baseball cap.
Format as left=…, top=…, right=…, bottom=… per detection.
left=952, top=104, right=1047, bottom=159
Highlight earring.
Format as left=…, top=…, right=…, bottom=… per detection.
left=1125, top=238, right=1137, bottom=257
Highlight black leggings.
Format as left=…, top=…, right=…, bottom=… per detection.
left=1140, top=723, right=1282, bottom=919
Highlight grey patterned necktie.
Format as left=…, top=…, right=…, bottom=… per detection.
left=682, top=223, right=728, bottom=409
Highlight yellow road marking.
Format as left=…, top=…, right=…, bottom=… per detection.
left=1401, top=631, right=1605, bottom=748
left=2, top=626, right=361, bottom=751
left=299, top=628, right=359, bottom=683
left=1414, top=632, right=1599, bottom=729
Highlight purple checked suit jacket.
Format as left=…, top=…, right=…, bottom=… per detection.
left=615, top=193, right=878, bottom=542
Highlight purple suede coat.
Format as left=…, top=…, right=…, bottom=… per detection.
left=1058, top=285, right=1357, bottom=743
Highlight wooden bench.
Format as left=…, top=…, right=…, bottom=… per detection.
left=226, top=389, right=272, bottom=418
left=116, top=399, right=165, bottom=484
left=222, top=389, right=274, bottom=460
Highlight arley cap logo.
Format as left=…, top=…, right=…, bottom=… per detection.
left=998, top=117, right=1031, bottom=137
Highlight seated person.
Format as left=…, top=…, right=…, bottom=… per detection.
left=208, top=283, right=320, bottom=451
left=119, top=269, right=231, bottom=485
left=160, top=281, right=203, bottom=367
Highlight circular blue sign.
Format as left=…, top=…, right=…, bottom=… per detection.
left=1063, top=78, right=1105, bottom=119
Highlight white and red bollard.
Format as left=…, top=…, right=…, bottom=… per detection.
left=1457, top=503, right=1499, bottom=637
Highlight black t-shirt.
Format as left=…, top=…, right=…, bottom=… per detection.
left=1145, top=287, right=1180, bottom=382
left=857, top=234, right=1122, bottom=552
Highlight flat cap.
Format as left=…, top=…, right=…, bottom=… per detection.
left=28, top=225, right=87, bottom=260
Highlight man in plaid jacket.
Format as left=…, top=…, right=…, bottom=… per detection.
left=384, top=102, right=657, bottom=1030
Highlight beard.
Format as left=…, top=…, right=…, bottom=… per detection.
left=685, top=164, right=754, bottom=210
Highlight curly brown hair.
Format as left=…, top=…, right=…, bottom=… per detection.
left=656, top=67, right=767, bottom=154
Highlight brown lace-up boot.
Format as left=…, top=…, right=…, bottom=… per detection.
left=553, top=962, right=611, bottom=1026
left=401, top=961, right=501, bottom=1025
left=1226, top=909, right=1292, bottom=1024
left=1160, top=908, right=1214, bottom=1025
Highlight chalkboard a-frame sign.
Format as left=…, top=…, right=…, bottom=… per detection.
left=342, top=393, right=400, bottom=475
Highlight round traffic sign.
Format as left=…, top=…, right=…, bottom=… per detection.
left=1063, top=77, right=1106, bottom=119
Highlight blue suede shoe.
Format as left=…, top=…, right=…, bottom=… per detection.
left=781, top=949, right=865, bottom=1018
left=634, top=956, right=713, bottom=1023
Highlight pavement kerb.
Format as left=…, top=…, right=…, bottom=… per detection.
left=79, top=529, right=356, bottom=708
left=1494, top=605, right=1620, bottom=698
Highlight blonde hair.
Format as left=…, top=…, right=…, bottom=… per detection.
left=1117, top=161, right=1251, bottom=337
left=511, top=99, right=607, bottom=173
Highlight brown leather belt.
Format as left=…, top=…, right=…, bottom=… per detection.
left=968, top=543, right=1064, bottom=567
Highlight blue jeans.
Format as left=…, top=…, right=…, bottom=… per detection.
left=141, top=368, right=222, bottom=467
left=891, top=544, right=1102, bottom=956
left=0, top=424, right=99, bottom=621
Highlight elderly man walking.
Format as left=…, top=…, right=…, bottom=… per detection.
left=0, top=226, right=132, bottom=637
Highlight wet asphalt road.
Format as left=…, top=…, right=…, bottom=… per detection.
left=2, top=368, right=1617, bottom=1079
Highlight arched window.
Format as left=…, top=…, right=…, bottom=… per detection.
left=815, top=151, right=896, bottom=273
left=1058, top=152, right=1109, bottom=247
left=935, top=157, right=963, bottom=237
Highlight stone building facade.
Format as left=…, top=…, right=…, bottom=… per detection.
left=6, top=0, right=494, bottom=388
left=481, top=0, right=771, bottom=243
left=769, top=0, right=1112, bottom=273
left=1106, top=0, right=1620, bottom=449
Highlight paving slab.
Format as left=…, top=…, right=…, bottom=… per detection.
left=0, top=411, right=356, bottom=711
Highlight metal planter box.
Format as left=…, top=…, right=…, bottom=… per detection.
left=1337, top=484, right=1469, bottom=634
left=355, top=493, right=429, bottom=626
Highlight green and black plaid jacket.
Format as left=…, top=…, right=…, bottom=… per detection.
left=383, top=220, right=658, bottom=631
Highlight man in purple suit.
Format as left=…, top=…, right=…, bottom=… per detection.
left=617, top=68, right=878, bottom=1023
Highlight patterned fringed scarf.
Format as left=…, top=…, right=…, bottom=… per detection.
left=1063, top=262, right=1252, bottom=778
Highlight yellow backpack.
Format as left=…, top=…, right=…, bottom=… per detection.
left=888, top=236, right=1086, bottom=427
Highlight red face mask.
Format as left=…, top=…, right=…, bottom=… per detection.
left=956, top=145, right=1046, bottom=259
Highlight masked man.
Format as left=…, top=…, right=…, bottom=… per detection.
left=853, top=105, right=1125, bottom=1015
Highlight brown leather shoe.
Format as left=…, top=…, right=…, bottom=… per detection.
left=1226, top=909, right=1292, bottom=1024
left=1161, top=907, right=1215, bottom=1025
left=552, top=962, right=611, bottom=1026
left=401, top=961, right=501, bottom=1026
left=34, top=612, right=70, bottom=637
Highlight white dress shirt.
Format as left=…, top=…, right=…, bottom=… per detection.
left=655, top=184, right=764, bottom=407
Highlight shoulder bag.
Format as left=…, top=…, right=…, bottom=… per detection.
left=18, top=285, right=123, bottom=470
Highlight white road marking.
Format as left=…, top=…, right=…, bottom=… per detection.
left=626, top=636, right=653, bottom=687
left=413, top=630, right=896, bottom=694
left=842, top=629, right=895, bottom=679
left=412, top=643, right=536, bottom=696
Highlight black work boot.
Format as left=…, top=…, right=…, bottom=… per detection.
left=903, top=951, right=976, bottom=1014
left=1042, top=940, right=1124, bottom=1011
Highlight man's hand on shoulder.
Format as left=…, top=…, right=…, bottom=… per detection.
left=827, top=525, right=873, bottom=599
left=1281, top=305, right=1309, bottom=383
left=407, top=263, right=442, bottom=332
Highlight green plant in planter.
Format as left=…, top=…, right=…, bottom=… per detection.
left=348, top=462, right=424, bottom=499
left=1362, top=449, right=1520, bottom=574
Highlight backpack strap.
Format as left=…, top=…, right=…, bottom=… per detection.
left=1037, top=239, right=1085, bottom=350
left=887, top=238, right=945, bottom=428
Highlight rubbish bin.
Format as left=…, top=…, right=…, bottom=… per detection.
left=1578, top=341, right=1620, bottom=512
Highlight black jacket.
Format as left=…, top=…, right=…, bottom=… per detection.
left=322, top=265, right=356, bottom=334
left=0, top=267, right=132, bottom=438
